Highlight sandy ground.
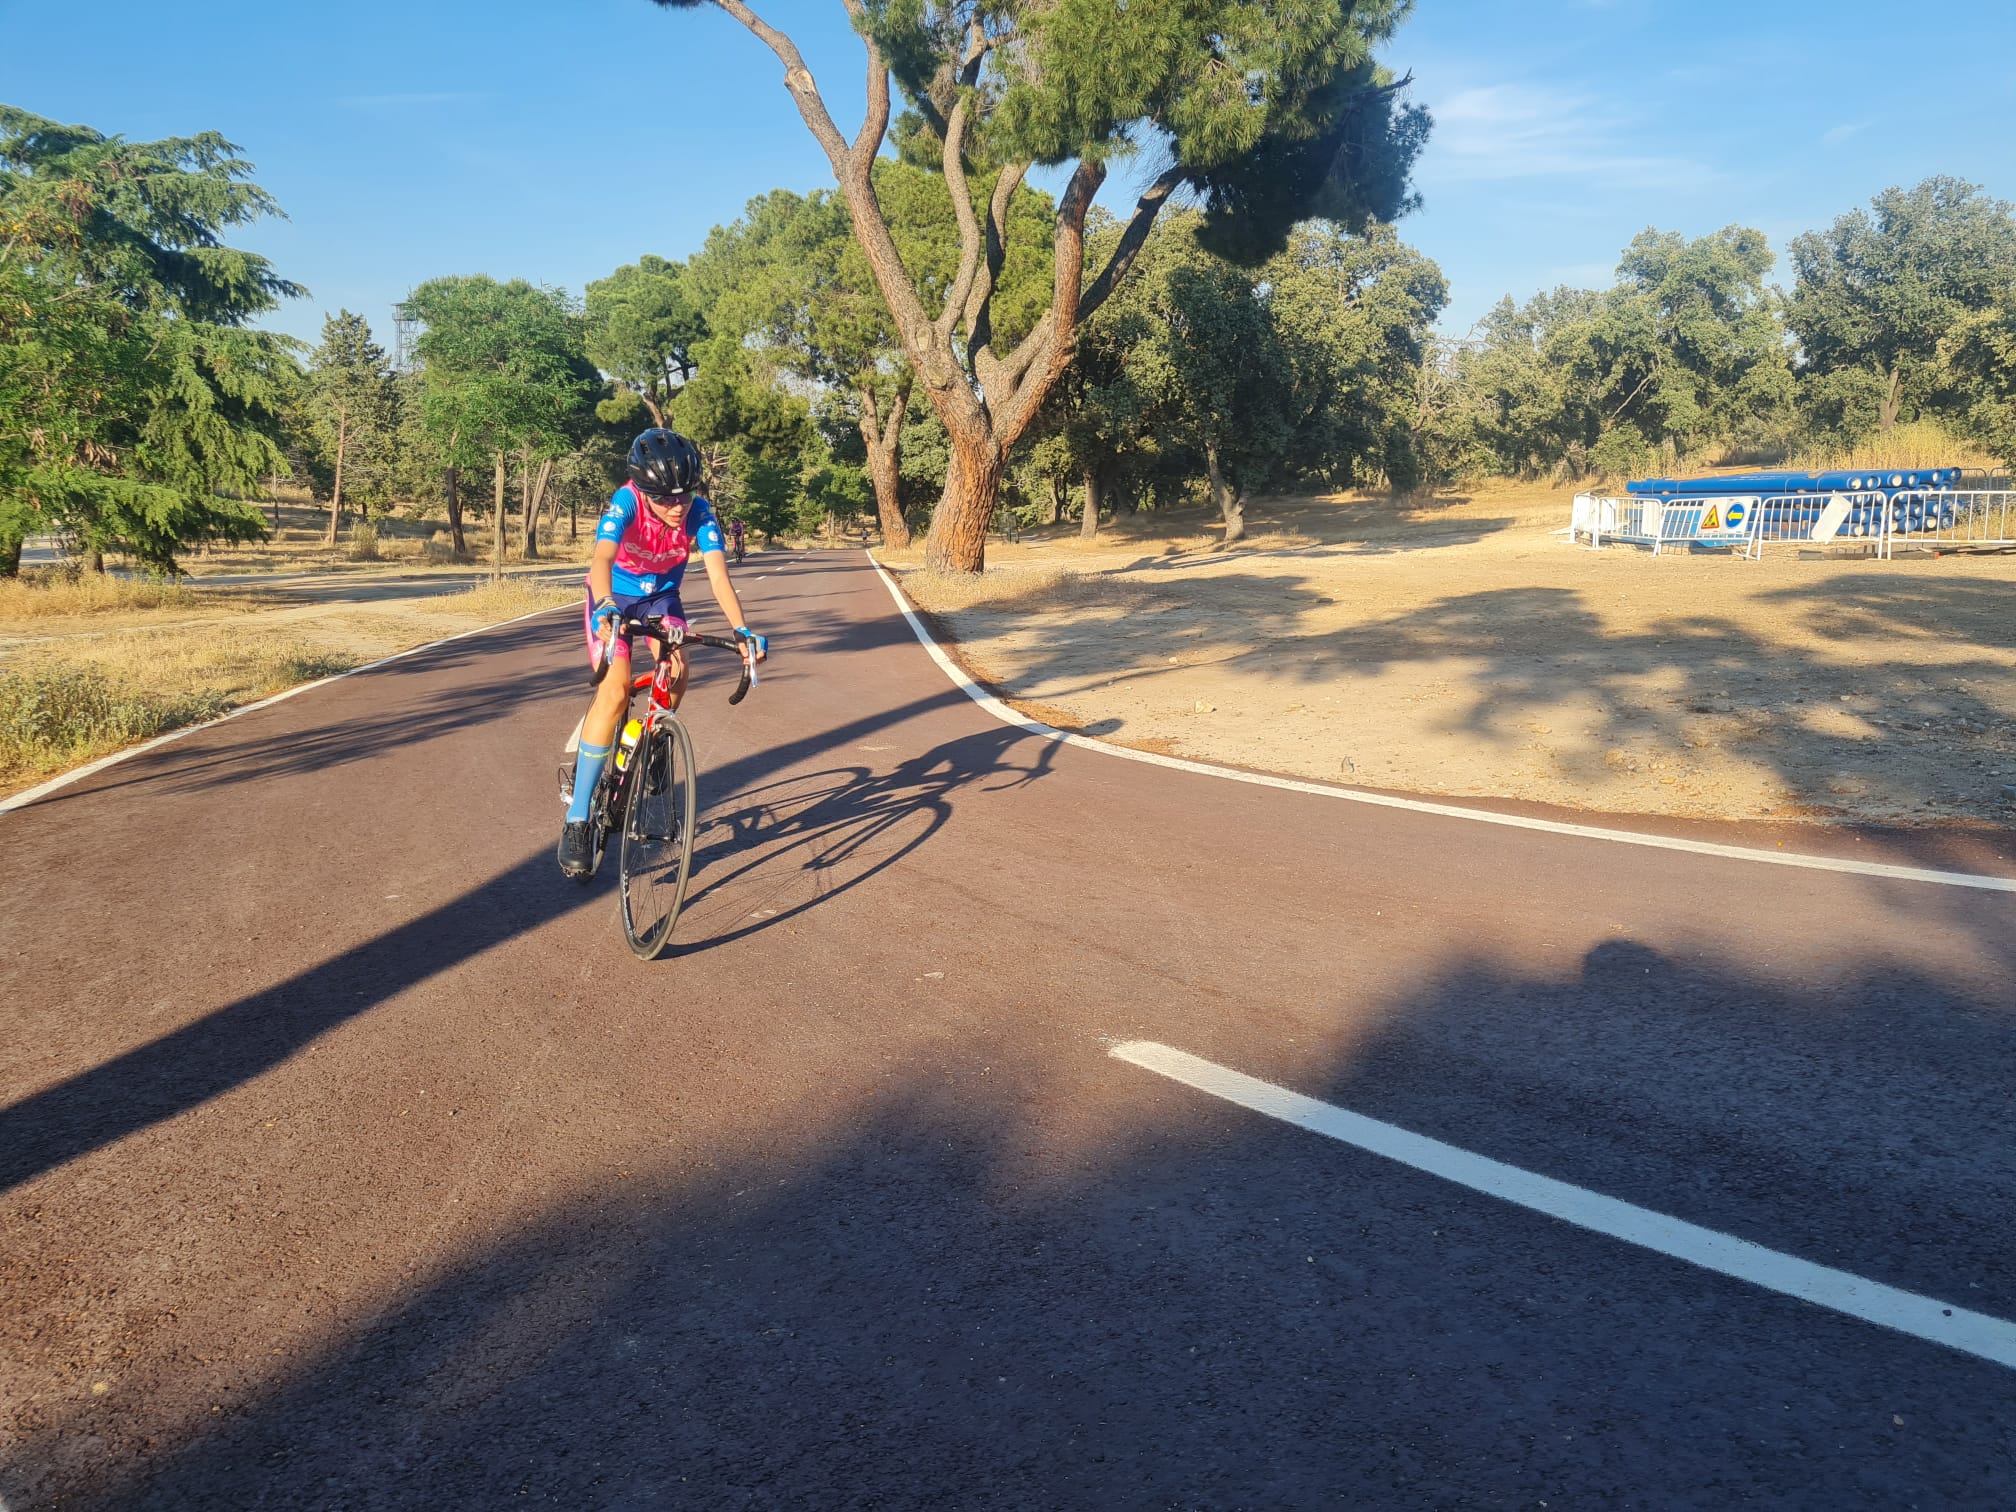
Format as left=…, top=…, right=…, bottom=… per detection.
left=892, top=484, right=2016, bottom=828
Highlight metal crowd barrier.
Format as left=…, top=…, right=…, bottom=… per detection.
left=1746, top=490, right=2016, bottom=558
left=1576, top=489, right=2016, bottom=559
left=1571, top=493, right=1758, bottom=554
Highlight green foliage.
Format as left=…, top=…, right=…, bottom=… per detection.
left=1414, top=226, right=1797, bottom=483
left=406, top=276, right=596, bottom=471
left=1788, top=177, right=2016, bottom=431
left=302, top=310, right=399, bottom=514
left=890, top=0, right=1428, bottom=261
left=0, top=105, right=294, bottom=570
left=584, top=254, right=707, bottom=420
left=1035, top=213, right=1446, bottom=506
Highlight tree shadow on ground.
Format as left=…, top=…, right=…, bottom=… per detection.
left=944, top=566, right=2016, bottom=839
left=1014, top=493, right=1522, bottom=566
left=10, top=940, right=2014, bottom=1508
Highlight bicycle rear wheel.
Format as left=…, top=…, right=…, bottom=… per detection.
left=617, top=713, right=699, bottom=959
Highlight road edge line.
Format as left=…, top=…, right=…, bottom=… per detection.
left=0, top=603, right=574, bottom=817
left=1110, top=1040, right=2016, bottom=1372
left=865, top=553, right=2016, bottom=894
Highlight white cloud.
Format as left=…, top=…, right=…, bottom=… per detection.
left=1419, top=83, right=1717, bottom=191
left=1821, top=121, right=1869, bottom=147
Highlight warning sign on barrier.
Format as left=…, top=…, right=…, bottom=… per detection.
left=1697, top=497, right=1758, bottom=535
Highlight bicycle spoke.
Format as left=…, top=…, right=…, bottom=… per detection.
left=617, top=716, right=699, bottom=959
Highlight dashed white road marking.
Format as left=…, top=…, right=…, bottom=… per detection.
left=867, top=555, right=2016, bottom=894
left=1111, top=1040, right=2016, bottom=1371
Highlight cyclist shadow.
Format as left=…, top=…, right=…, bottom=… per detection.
left=662, top=729, right=1062, bottom=956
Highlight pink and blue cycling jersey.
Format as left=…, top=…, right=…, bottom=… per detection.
left=594, top=485, right=725, bottom=601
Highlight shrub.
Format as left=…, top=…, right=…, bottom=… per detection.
left=0, top=669, right=231, bottom=770
left=347, top=522, right=381, bottom=561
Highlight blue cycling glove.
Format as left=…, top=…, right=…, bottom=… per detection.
left=734, top=626, right=768, bottom=658
left=592, top=596, right=621, bottom=632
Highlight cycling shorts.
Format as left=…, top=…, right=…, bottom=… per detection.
left=584, top=584, right=687, bottom=666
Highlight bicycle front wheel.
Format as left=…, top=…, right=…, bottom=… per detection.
left=617, top=712, right=699, bottom=959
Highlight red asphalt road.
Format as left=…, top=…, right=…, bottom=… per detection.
left=3, top=552, right=2014, bottom=1508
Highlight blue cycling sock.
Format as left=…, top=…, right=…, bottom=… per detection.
left=565, top=740, right=612, bottom=823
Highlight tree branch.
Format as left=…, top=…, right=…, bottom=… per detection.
left=701, top=0, right=948, bottom=391
left=710, top=0, right=853, bottom=171
left=934, top=19, right=994, bottom=345
left=1076, top=166, right=1185, bottom=322
left=841, top=0, right=891, bottom=166
left=991, top=158, right=1107, bottom=439
left=967, top=162, right=1028, bottom=385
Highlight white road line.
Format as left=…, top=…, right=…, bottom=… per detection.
left=867, top=555, right=2016, bottom=893
left=1111, top=1040, right=2016, bottom=1372
left=0, top=604, right=574, bottom=817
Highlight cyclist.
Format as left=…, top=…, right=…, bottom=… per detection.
left=730, top=516, right=747, bottom=563
left=557, top=428, right=767, bottom=879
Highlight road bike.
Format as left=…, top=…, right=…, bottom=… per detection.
left=563, top=616, right=755, bottom=959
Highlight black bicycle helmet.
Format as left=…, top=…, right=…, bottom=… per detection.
left=627, top=428, right=704, bottom=496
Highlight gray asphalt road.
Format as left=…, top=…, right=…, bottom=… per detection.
left=2, top=553, right=2012, bottom=1509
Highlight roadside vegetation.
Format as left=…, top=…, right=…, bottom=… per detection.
left=0, top=643, right=356, bottom=788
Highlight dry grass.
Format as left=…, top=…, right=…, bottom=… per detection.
left=0, top=636, right=357, bottom=785
left=1788, top=419, right=2001, bottom=475
left=412, top=579, right=579, bottom=619
left=0, top=570, right=207, bottom=619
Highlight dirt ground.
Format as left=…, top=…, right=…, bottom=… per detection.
left=891, top=483, right=2016, bottom=828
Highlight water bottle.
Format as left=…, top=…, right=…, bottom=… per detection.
left=614, top=718, right=643, bottom=772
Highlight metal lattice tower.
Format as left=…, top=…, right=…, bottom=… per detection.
left=392, top=297, right=420, bottom=371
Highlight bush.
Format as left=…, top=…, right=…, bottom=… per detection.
left=0, top=669, right=231, bottom=770
left=347, top=521, right=381, bottom=561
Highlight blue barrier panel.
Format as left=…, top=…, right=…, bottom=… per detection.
left=1627, top=467, right=1962, bottom=497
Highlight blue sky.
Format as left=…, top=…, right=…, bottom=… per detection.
left=5, top=0, right=2013, bottom=347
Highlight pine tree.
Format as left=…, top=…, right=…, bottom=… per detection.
left=0, top=106, right=300, bottom=573
left=648, top=0, right=1430, bottom=573
left=305, top=311, right=399, bottom=543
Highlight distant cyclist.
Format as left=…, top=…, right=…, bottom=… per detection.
left=557, top=428, right=767, bottom=879
left=731, top=516, right=747, bottom=563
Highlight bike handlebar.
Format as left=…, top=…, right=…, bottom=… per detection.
left=590, top=617, right=756, bottom=705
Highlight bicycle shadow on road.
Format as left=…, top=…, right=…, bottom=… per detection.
left=664, top=730, right=1064, bottom=957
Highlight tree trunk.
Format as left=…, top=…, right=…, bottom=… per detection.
left=1079, top=468, right=1100, bottom=541
left=1048, top=476, right=1064, bottom=525
left=1205, top=442, right=1245, bottom=546
left=859, top=382, right=911, bottom=550
left=518, top=450, right=552, bottom=562
left=89, top=548, right=104, bottom=574
left=923, top=437, right=1010, bottom=573
left=443, top=466, right=466, bottom=555
left=491, top=452, right=507, bottom=584
left=1879, top=365, right=1903, bottom=433
left=568, top=494, right=579, bottom=543
left=327, top=406, right=347, bottom=545
left=0, top=526, right=22, bottom=577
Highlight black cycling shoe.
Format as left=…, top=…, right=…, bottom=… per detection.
left=557, top=819, right=597, bottom=882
